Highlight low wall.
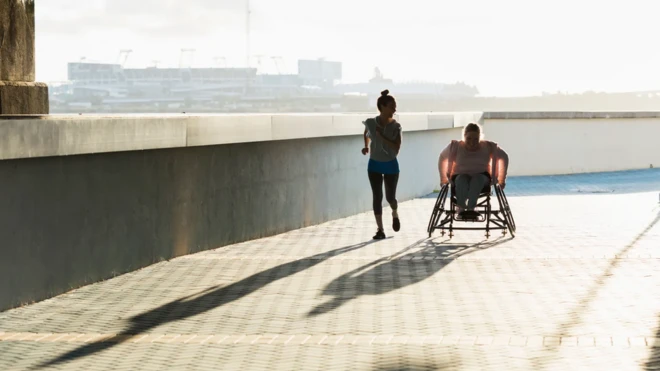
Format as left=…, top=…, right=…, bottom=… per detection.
left=0, top=113, right=465, bottom=311
left=482, top=111, right=660, bottom=176
left=0, top=112, right=480, bottom=160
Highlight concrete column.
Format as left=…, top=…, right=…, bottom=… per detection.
left=0, top=0, right=48, bottom=115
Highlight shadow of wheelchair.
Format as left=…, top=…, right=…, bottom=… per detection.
left=307, top=236, right=511, bottom=317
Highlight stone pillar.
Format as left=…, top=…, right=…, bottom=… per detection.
left=0, top=0, right=48, bottom=115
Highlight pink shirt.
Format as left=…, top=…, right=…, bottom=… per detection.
left=438, top=140, right=510, bottom=185
left=453, top=142, right=492, bottom=175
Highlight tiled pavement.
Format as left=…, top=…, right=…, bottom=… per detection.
left=1, top=169, right=660, bottom=370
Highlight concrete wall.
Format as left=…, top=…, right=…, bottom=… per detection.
left=0, top=117, right=455, bottom=310
left=0, top=112, right=477, bottom=160
left=482, top=112, right=660, bottom=175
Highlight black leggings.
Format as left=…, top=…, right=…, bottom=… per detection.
left=368, top=171, right=399, bottom=215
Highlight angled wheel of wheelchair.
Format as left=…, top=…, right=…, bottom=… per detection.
left=497, top=186, right=516, bottom=233
left=427, top=185, right=449, bottom=237
left=426, top=190, right=442, bottom=235
left=495, top=185, right=516, bottom=237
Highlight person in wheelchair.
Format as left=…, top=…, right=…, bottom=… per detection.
left=438, top=122, right=509, bottom=220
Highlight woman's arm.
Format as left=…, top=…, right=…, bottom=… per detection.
left=361, top=128, right=370, bottom=155
left=496, top=147, right=509, bottom=187
left=376, top=126, right=402, bottom=153
left=438, top=142, right=453, bottom=185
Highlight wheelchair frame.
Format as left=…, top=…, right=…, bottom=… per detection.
left=427, top=182, right=516, bottom=239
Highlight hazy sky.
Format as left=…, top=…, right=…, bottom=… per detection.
left=36, top=0, right=660, bottom=96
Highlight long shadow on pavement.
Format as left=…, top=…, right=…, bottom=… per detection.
left=532, top=207, right=660, bottom=370
left=373, top=359, right=454, bottom=370
left=643, top=209, right=660, bottom=370
left=38, top=238, right=379, bottom=369
left=307, top=237, right=511, bottom=317
left=647, top=317, right=660, bottom=370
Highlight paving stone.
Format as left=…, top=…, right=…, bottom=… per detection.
left=0, top=171, right=659, bottom=370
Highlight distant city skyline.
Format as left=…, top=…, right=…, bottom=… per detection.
left=36, top=0, right=660, bottom=97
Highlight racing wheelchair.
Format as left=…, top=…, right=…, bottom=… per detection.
left=427, top=175, right=516, bottom=239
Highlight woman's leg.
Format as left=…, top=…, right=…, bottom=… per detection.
left=368, top=171, right=385, bottom=233
left=454, top=174, right=471, bottom=213
left=384, top=173, right=400, bottom=231
left=466, top=173, right=490, bottom=210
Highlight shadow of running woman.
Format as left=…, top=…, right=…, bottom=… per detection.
left=37, top=239, right=378, bottom=369
left=307, top=237, right=510, bottom=317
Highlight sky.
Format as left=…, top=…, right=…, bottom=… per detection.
left=35, top=0, right=660, bottom=96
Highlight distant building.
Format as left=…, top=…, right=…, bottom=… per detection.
left=49, top=58, right=479, bottom=113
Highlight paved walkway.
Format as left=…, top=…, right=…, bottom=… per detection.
left=1, top=170, right=660, bottom=370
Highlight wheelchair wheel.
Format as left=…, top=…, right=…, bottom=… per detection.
left=495, top=185, right=516, bottom=237
left=427, top=185, right=449, bottom=237
left=426, top=191, right=442, bottom=235
left=499, top=187, right=516, bottom=233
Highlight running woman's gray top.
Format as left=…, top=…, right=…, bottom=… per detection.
left=363, top=117, right=402, bottom=162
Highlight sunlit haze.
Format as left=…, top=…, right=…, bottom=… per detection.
left=36, top=0, right=660, bottom=97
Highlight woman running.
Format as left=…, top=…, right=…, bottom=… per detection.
left=361, top=89, right=403, bottom=239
